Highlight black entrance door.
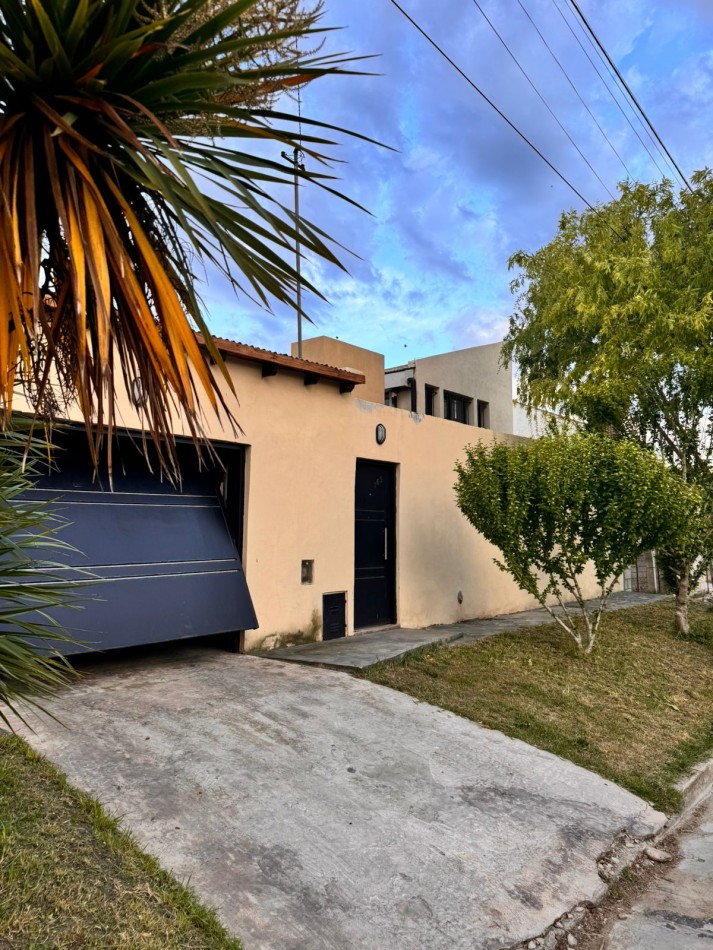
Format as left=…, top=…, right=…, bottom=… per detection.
left=354, top=460, right=396, bottom=629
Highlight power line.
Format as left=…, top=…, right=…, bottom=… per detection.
left=566, top=0, right=691, bottom=191
left=516, top=0, right=635, bottom=181
left=555, top=0, right=670, bottom=174
left=387, top=0, right=601, bottom=214
left=470, top=0, right=615, bottom=200
left=550, top=0, right=674, bottom=184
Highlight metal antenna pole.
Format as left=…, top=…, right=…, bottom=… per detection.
left=293, top=146, right=303, bottom=358
left=284, top=82, right=307, bottom=358
left=281, top=145, right=305, bottom=358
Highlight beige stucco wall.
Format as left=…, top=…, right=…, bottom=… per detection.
left=15, top=347, right=611, bottom=652
left=410, top=342, right=514, bottom=433
left=184, top=359, right=608, bottom=651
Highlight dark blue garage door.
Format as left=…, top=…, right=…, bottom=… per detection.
left=22, top=433, right=257, bottom=655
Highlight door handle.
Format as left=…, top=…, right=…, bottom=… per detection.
left=384, top=527, right=388, bottom=561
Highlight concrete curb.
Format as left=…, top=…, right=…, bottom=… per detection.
left=676, top=753, right=713, bottom=812
left=662, top=753, right=713, bottom=837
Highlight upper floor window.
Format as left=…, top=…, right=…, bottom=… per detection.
left=477, top=400, right=490, bottom=429
left=425, top=385, right=438, bottom=416
left=444, top=390, right=471, bottom=425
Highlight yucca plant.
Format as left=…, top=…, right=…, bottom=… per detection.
left=0, top=0, right=362, bottom=472
left=144, top=0, right=327, bottom=112
left=0, top=426, right=80, bottom=729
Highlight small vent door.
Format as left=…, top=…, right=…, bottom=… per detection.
left=323, top=593, right=346, bottom=641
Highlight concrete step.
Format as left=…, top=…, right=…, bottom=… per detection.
left=254, top=626, right=463, bottom=671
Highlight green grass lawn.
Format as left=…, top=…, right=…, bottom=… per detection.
left=0, top=735, right=242, bottom=950
left=363, top=600, right=713, bottom=813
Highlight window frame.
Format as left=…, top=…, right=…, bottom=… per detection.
left=443, top=390, right=472, bottom=425
left=425, top=385, right=438, bottom=417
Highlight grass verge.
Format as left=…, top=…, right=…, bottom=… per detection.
left=362, top=600, right=713, bottom=813
left=0, top=734, right=242, bottom=950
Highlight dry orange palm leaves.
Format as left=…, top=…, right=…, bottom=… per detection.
left=0, top=0, right=367, bottom=473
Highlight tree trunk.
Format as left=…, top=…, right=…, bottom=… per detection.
left=675, top=571, right=690, bottom=636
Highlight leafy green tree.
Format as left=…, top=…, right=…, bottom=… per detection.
left=455, top=434, right=699, bottom=653
left=505, top=172, right=713, bottom=633
left=0, top=0, right=360, bottom=472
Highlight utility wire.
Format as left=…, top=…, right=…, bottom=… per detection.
left=387, top=0, right=600, bottom=214
left=550, top=0, right=674, bottom=184
left=470, top=0, right=615, bottom=200
left=556, top=0, right=668, bottom=173
left=516, top=0, right=635, bottom=181
left=566, top=0, right=691, bottom=191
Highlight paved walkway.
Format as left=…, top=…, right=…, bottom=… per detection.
left=256, top=625, right=464, bottom=669
left=606, top=794, right=713, bottom=949
left=259, top=591, right=666, bottom=671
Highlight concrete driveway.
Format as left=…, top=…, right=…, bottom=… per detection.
left=18, top=649, right=666, bottom=950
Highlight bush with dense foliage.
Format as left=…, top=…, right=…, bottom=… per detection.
left=455, top=434, right=700, bottom=652
left=505, top=173, right=713, bottom=633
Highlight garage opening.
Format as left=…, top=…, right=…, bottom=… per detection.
left=22, top=429, right=257, bottom=655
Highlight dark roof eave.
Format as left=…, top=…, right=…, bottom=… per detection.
left=198, top=336, right=366, bottom=389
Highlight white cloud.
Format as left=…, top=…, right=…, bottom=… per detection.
left=197, top=0, right=713, bottom=363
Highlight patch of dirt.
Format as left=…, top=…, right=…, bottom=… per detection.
left=565, top=830, right=684, bottom=950
left=512, top=804, right=707, bottom=950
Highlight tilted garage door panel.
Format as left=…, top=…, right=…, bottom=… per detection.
left=64, top=571, right=253, bottom=654
left=23, top=489, right=240, bottom=567
left=18, top=437, right=257, bottom=655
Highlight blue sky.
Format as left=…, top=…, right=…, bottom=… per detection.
left=203, top=0, right=713, bottom=366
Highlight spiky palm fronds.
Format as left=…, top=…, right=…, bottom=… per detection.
left=0, top=426, right=79, bottom=729
left=142, top=0, right=326, bottom=113
left=0, top=0, right=360, bottom=471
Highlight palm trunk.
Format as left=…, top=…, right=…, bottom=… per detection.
left=675, top=571, right=690, bottom=636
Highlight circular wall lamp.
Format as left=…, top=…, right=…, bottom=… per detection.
left=375, top=423, right=387, bottom=445
left=131, top=377, right=148, bottom=408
